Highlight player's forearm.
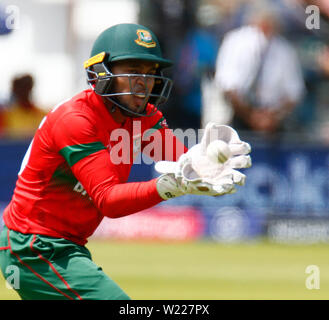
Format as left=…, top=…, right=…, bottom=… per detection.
left=97, top=179, right=163, bottom=218
left=72, top=151, right=164, bottom=218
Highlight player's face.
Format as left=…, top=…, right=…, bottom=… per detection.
left=110, top=60, right=157, bottom=113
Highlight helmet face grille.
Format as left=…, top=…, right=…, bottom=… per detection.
left=86, top=62, right=173, bottom=117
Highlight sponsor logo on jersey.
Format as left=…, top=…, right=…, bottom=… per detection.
left=73, top=181, right=92, bottom=200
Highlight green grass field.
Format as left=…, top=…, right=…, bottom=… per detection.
left=0, top=239, right=328, bottom=300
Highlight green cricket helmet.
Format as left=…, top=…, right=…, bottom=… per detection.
left=84, top=23, right=173, bottom=117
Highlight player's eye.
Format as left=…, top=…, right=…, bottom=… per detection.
left=128, top=70, right=139, bottom=74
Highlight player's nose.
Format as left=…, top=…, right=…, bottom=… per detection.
left=134, top=76, right=154, bottom=92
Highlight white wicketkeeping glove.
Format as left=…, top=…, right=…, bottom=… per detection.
left=156, top=157, right=236, bottom=200
left=155, top=122, right=252, bottom=200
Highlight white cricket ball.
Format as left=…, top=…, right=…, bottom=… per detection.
left=206, top=140, right=231, bottom=164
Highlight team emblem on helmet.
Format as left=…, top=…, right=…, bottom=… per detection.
left=135, top=29, right=156, bottom=48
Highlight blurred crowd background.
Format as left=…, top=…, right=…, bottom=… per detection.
left=0, top=0, right=328, bottom=243
left=0, top=0, right=328, bottom=142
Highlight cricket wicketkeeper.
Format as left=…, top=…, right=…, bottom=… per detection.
left=0, top=23, right=251, bottom=300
